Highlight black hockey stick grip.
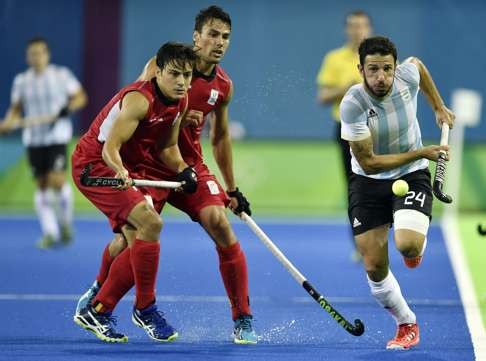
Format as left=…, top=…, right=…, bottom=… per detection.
left=302, top=281, right=364, bottom=336
left=432, top=124, right=452, bottom=203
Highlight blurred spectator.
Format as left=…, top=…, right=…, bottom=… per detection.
left=0, top=37, right=87, bottom=248
left=316, top=11, right=372, bottom=261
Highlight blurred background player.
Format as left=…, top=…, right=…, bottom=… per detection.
left=0, top=37, right=87, bottom=248
left=75, top=6, right=257, bottom=345
left=72, top=42, right=198, bottom=343
left=340, top=36, right=454, bottom=350
left=316, top=11, right=372, bottom=262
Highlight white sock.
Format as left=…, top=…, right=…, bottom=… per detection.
left=34, top=189, right=60, bottom=240
left=367, top=270, right=416, bottom=325
left=55, top=183, right=73, bottom=227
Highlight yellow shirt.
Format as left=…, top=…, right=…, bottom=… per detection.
left=316, top=46, right=362, bottom=122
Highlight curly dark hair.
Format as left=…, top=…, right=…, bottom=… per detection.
left=194, top=5, right=231, bottom=32
left=359, top=36, right=397, bottom=65
left=156, top=42, right=197, bottom=71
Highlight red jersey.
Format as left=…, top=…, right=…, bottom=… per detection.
left=75, top=79, right=187, bottom=178
left=179, top=65, right=232, bottom=166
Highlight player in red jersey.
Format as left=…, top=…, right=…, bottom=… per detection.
left=72, top=42, right=198, bottom=343
left=75, top=6, right=257, bottom=345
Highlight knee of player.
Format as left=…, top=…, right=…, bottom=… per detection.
left=202, top=208, right=236, bottom=245
left=394, top=209, right=429, bottom=256
left=141, top=212, right=163, bottom=236
left=202, top=207, right=230, bottom=231
left=47, top=171, right=66, bottom=190
left=395, top=236, right=422, bottom=257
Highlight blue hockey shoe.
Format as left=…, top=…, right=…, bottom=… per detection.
left=132, top=304, right=178, bottom=342
left=233, top=315, right=258, bottom=344
left=74, top=304, right=127, bottom=343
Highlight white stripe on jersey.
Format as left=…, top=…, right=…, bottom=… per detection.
left=98, top=101, right=121, bottom=143
left=10, top=64, right=80, bottom=147
left=340, top=63, right=428, bottom=179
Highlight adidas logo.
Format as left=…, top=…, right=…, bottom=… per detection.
left=353, top=217, right=362, bottom=228
left=367, top=109, right=377, bottom=117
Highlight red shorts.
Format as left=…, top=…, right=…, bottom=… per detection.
left=167, top=162, right=230, bottom=221
left=71, top=148, right=169, bottom=232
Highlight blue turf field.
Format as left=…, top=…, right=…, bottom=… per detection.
left=0, top=216, right=475, bottom=360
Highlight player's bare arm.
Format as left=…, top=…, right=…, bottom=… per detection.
left=181, top=109, right=204, bottom=128
left=0, top=102, right=23, bottom=134
left=404, top=57, right=455, bottom=129
left=210, top=82, right=236, bottom=191
left=65, top=87, right=88, bottom=114
left=102, top=91, right=148, bottom=188
left=350, top=136, right=449, bottom=175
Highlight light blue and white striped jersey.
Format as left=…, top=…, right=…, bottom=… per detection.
left=340, top=62, right=428, bottom=179
left=10, top=64, right=81, bottom=147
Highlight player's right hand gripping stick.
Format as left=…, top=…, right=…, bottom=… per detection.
left=227, top=188, right=252, bottom=215
left=176, top=167, right=198, bottom=193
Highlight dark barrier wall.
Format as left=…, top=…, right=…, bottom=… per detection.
left=81, top=0, right=121, bottom=133
left=121, top=0, right=486, bottom=141
left=1, top=0, right=485, bottom=140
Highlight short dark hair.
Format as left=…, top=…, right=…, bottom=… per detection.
left=359, top=36, right=397, bottom=65
left=156, top=42, right=197, bottom=71
left=345, top=10, right=371, bottom=25
left=27, top=37, right=49, bottom=49
left=194, top=5, right=231, bottom=32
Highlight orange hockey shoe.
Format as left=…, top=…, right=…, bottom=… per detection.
left=403, top=255, right=423, bottom=269
left=386, top=323, right=420, bottom=350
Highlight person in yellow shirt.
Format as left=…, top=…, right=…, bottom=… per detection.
left=316, top=11, right=371, bottom=261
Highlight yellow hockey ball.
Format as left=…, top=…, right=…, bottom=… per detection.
left=392, top=179, right=409, bottom=197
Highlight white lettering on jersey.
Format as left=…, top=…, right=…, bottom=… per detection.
left=207, top=89, right=219, bottom=105
left=400, top=88, right=411, bottom=102
left=206, top=180, right=220, bottom=195
left=148, top=116, right=164, bottom=123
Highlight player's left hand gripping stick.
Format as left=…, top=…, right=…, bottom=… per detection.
left=433, top=123, right=452, bottom=203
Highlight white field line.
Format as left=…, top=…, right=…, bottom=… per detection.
left=442, top=214, right=486, bottom=361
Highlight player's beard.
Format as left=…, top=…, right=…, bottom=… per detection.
left=364, top=77, right=393, bottom=98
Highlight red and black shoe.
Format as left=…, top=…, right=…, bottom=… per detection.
left=386, top=323, right=420, bottom=350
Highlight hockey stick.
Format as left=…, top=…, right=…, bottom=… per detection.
left=18, top=114, right=58, bottom=128
left=432, top=123, right=452, bottom=203
left=240, top=212, right=364, bottom=336
left=80, top=164, right=182, bottom=189
left=0, top=114, right=58, bottom=133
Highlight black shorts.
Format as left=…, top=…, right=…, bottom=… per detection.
left=27, top=144, right=68, bottom=178
left=348, top=168, right=433, bottom=236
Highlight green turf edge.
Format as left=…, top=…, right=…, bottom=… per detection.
left=458, top=213, right=486, bottom=330
left=1, top=140, right=485, bottom=215
left=0, top=139, right=350, bottom=216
